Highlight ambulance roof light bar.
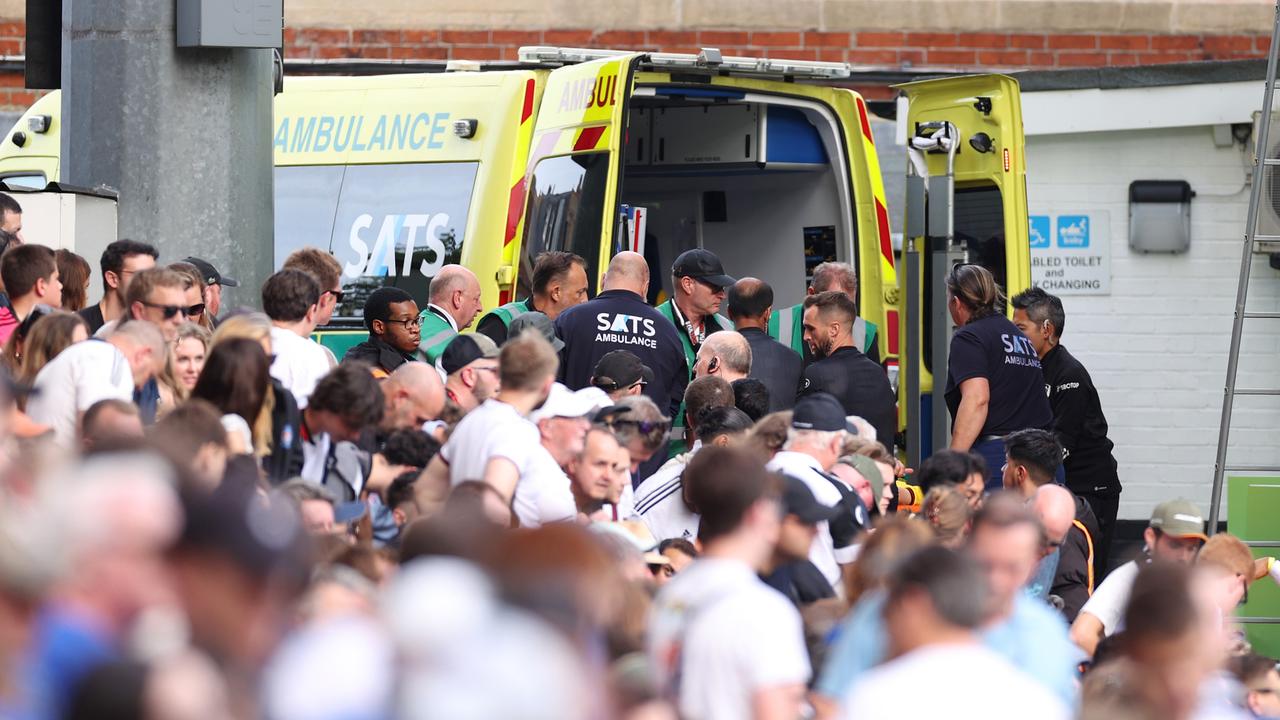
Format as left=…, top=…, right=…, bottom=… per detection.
left=518, top=46, right=854, bottom=80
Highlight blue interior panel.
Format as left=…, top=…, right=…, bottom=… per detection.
left=765, top=106, right=827, bottom=165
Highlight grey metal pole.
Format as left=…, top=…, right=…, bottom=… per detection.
left=1207, top=2, right=1280, bottom=534
left=905, top=237, right=922, bottom=468
left=60, top=0, right=276, bottom=304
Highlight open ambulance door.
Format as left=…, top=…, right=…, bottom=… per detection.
left=892, top=74, right=1031, bottom=467
left=517, top=51, right=645, bottom=298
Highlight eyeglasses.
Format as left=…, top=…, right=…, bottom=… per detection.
left=141, top=301, right=183, bottom=320
left=185, top=303, right=206, bottom=318
left=385, top=317, right=422, bottom=330
left=326, top=289, right=347, bottom=305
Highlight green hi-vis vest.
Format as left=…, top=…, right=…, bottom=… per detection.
left=767, top=304, right=878, bottom=357
left=483, top=298, right=534, bottom=330
left=417, top=310, right=457, bottom=363
left=656, top=300, right=732, bottom=457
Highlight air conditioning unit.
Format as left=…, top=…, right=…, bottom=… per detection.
left=1250, top=110, right=1280, bottom=253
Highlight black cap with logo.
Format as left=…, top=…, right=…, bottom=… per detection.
left=671, top=248, right=735, bottom=289
left=791, top=392, right=857, bottom=434
left=591, top=350, right=655, bottom=391
left=184, top=257, right=240, bottom=288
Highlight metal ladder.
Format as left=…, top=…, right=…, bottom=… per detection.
left=1208, top=1, right=1280, bottom=534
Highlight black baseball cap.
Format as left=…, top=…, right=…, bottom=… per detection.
left=672, top=248, right=735, bottom=289
left=184, top=257, right=240, bottom=287
left=782, top=475, right=842, bottom=524
left=591, top=350, right=654, bottom=391
left=440, top=333, right=500, bottom=375
left=791, top=392, right=857, bottom=434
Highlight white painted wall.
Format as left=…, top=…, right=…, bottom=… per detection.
left=1024, top=124, right=1280, bottom=520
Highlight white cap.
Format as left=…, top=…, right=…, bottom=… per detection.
left=530, top=383, right=610, bottom=423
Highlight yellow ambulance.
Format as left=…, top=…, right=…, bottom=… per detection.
left=0, top=47, right=1033, bottom=457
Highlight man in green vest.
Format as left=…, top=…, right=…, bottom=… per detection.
left=417, top=264, right=484, bottom=363
left=768, top=261, right=879, bottom=364
left=656, top=248, right=735, bottom=458
left=476, top=251, right=589, bottom=346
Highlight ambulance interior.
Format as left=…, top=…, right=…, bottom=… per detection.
left=618, top=93, right=853, bottom=306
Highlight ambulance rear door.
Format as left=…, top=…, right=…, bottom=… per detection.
left=518, top=52, right=644, bottom=295
left=892, top=74, right=1030, bottom=464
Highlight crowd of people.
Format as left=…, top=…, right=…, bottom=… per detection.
left=0, top=187, right=1272, bottom=719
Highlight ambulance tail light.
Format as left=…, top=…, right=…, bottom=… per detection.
left=885, top=360, right=900, bottom=394
left=453, top=119, right=479, bottom=139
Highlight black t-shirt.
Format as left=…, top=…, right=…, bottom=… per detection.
left=800, top=346, right=896, bottom=449
left=78, top=303, right=106, bottom=335
left=1042, top=344, right=1121, bottom=496
left=944, top=314, right=1053, bottom=436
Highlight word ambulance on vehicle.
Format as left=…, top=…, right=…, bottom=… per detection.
left=0, top=47, right=1034, bottom=460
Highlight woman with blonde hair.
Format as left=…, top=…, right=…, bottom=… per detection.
left=211, top=312, right=302, bottom=482
left=156, top=322, right=211, bottom=419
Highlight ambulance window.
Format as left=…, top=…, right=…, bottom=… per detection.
left=274, top=162, right=478, bottom=321
left=521, top=153, right=610, bottom=298
left=0, top=173, right=45, bottom=190
left=921, top=184, right=1007, bottom=370
left=954, top=185, right=1007, bottom=292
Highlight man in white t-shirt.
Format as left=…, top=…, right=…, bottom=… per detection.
left=843, top=545, right=1068, bottom=720
left=635, top=405, right=753, bottom=543
left=419, top=333, right=560, bottom=513
left=263, top=269, right=332, bottom=408
left=765, top=393, right=869, bottom=591
left=649, top=445, right=809, bottom=720
left=1071, top=498, right=1207, bottom=656
left=517, top=383, right=605, bottom=527
left=27, top=321, right=166, bottom=447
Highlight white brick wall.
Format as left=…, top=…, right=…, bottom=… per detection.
left=1026, top=125, right=1280, bottom=520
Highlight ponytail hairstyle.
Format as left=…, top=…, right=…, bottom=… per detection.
left=945, top=263, right=1004, bottom=320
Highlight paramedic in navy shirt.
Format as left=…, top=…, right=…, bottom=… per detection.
left=555, top=251, right=688, bottom=420
left=943, top=263, right=1053, bottom=490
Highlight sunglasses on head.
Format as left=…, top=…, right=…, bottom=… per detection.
left=607, top=418, right=667, bottom=435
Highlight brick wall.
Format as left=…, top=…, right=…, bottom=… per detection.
left=0, top=23, right=1270, bottom=109
left=285, top=27, right=1272, bottom=71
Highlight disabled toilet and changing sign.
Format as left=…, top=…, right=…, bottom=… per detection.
left=1029, top=212, right=1111, bottom=295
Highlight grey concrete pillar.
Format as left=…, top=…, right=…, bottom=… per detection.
left=60, top=0, right=275, bottom=306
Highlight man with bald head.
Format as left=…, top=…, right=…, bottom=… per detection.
left=1004, top=428, right=1100, bottom=621
left=728, top=277, right=802, bottom=412
left=692, top=331, right=751, bottom=384
left=379, top=362, right=446, bottom=433
left=418, top=264, right=484, bottom=362
left=556, top=252, right=688, bottom=443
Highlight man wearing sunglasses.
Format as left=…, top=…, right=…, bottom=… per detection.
left=118, top=268, right=188, bottom=342
left=1002, top=429, right=1100, bottom=622
left=344, top=287, right=422, bottom=378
